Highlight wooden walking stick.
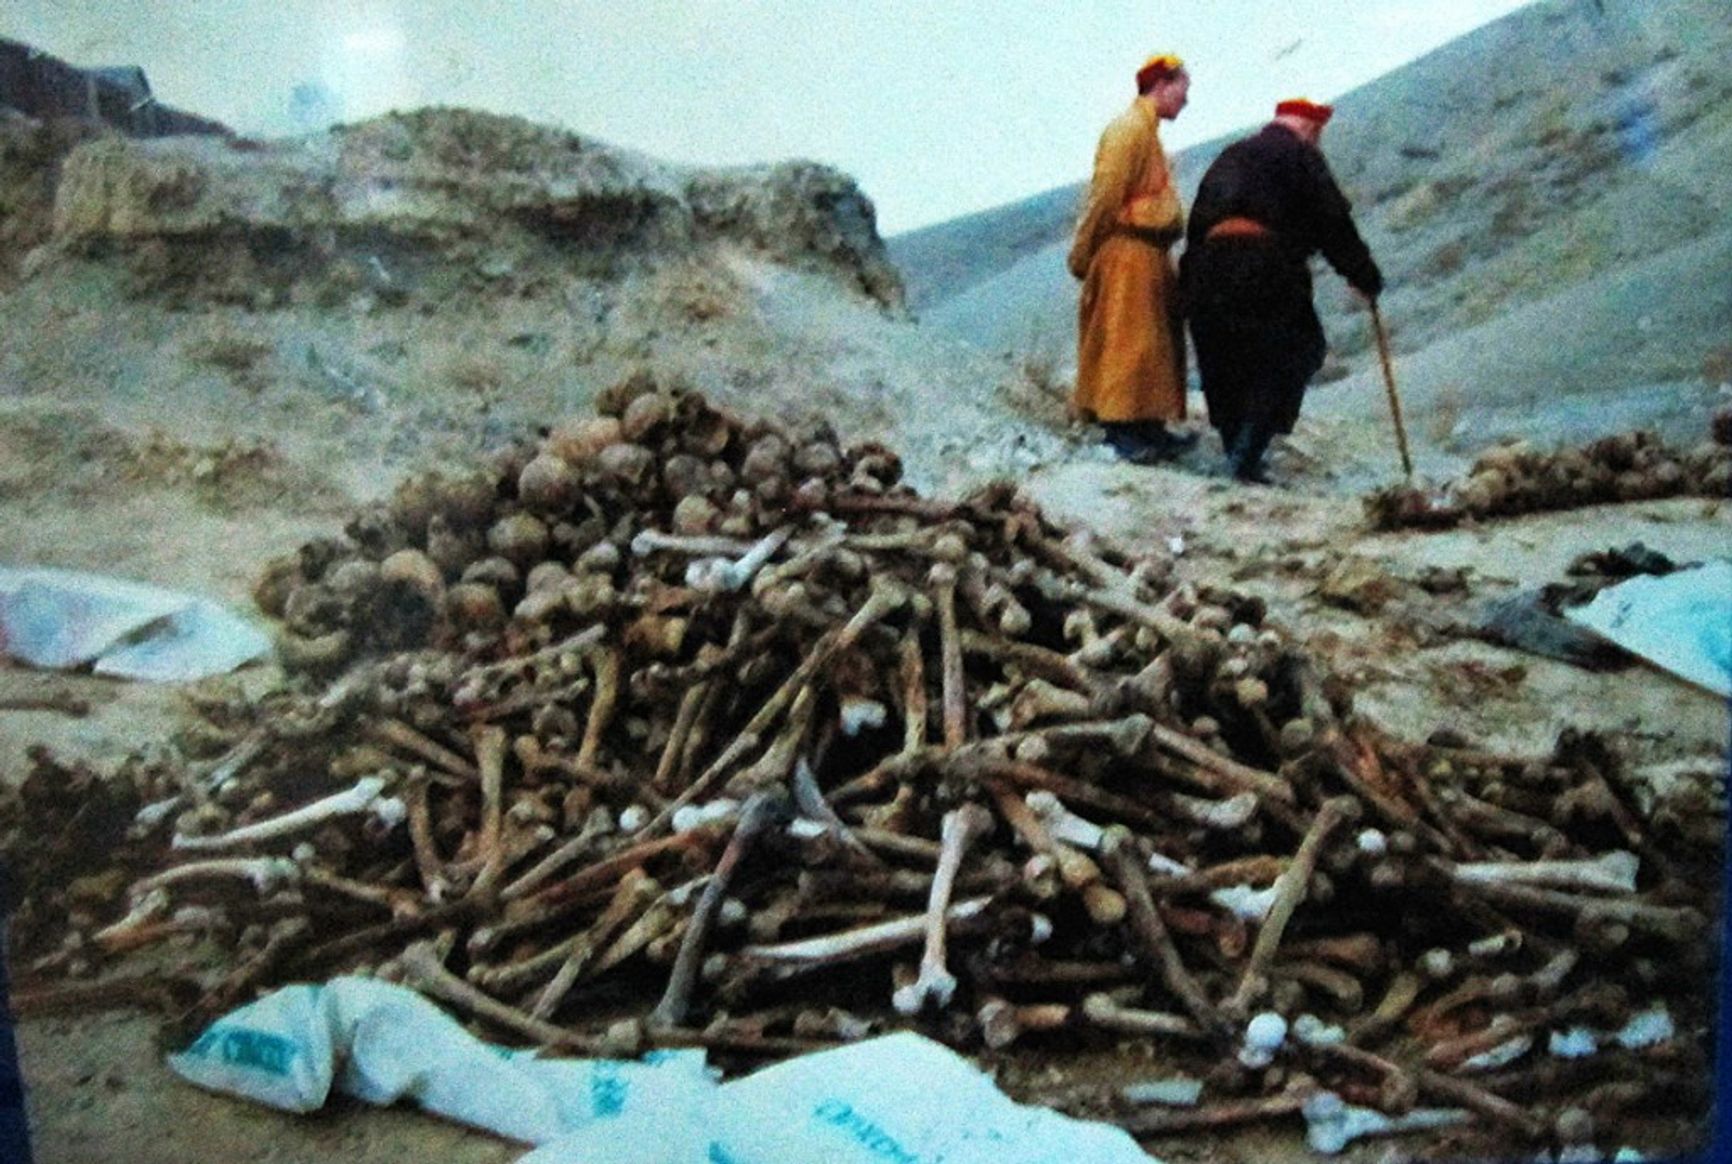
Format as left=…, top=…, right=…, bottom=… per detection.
left=1370, top=301, right=1413, bottom=479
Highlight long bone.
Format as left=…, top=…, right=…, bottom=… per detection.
left=95, top=904, right=229, bottom=957
left=403, top=774, right=455, bottom=901
left=893, top=803, right=995, bottom=1014
left=464, top=726, right=509, bottom=896
left=1142, top=721, right=1298, bottom=806
left=525, top=868, right=662, bottom=1016
left=1423, top=981, right=1629, bottom=1072
left=977, top=997, right=1071, bottom=1049
left=368, top=719, right=479, bottom=782
left=1080, top=993, right=1206, bottom=1040
left=790, top=758, right=878, bottom=863
left=629, top=529, right=759, bottom=559
left=1445, top=870, right=1703, bottom=942
left=717, top=897, right=996, bottom=997
left=1301, top=1091, right=1470, bottom=1156
left=132, top=856, right=301, bottom=897
left=1225, top=796, right=1358, bottom=1016
left=1451, top=850, right=1639, bottom=895
left=986, top=783, right=1123, bottom=923
left=497, top=805, right=617, bottom=902
left=650, top=792, right=784, bottom=1028
left=1114, top=1091, right=1309, bottom=1136
left=91, top=889, right=172, bottom=953
left=653, top=682, right=710, bottom=797
left=929, top=562, right=968, bottom=750
left=684, top=525, right=794, bottom=593
left=1100, top=827, right=1227, bottom=1040
left=1161, top=790, right=1260, bottom=831
left=643, top=576, right=908, bottom=836
left=896, top=632, right=929, bottom=756
left=469, top=870, right=656, bottom=994
left=958, top=630, right=1110, bottom=702
left=1008, top=678, right=1093, bottom=729
left=172, top=777, right=395, bottom=852
left=1348, top=970, right=1425, bottom=1047
left=393, top=939, right=611, bottom=1054
left=1024, top=790, right=1106, bottom=851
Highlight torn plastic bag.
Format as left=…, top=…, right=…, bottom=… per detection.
left=523, top=1031, right=1157, bottom=1164
left=172, top=982, right=1158, bottom=1163
left=167, top=977, right=714, bottom=1146
left=1564, top=560, right=1732, bottom=696
left=0, top=566, right=270, bottom=680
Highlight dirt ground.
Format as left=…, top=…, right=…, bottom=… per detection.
left=2, top=374, right=1724, bottom=1162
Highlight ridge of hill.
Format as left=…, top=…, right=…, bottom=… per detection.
left=0, top=105, right=1081, bottom=502
left=888, top=0, right=1732, bottom=442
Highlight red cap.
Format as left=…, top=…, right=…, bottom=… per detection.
left=1136, top=54, right=1185, bottom=93
left=1275, top=98, right=1334, bottom=125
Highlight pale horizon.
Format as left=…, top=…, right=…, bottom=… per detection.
left=3, top=1, right=1540, bottom=234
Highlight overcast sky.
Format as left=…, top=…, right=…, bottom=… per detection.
left=6, top=1, right=1537, bottom=233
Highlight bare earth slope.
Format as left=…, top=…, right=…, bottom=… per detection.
left=891, top=0, right=1732, bottom=456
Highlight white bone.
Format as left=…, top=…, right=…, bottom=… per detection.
left=93, top=888, right=171, bottom=944
left=631, top=530, right=756, bottom=558
left=1613, top=1004, right=1674, bottom=1049
left=839, top=695, right=888, bottom=736
left=1302, top=1091, right=1471, bottom=1155
left=1238, top=1011, right=1287, bottom=1067
left=1120, top=1077, right=1203, bottom=1107
left=1147, top=849, right=1192, bottom=877
left=1210, top=882, right=1280, bottom=922
left=671, top=799, right=737, bottom=833
left=1292, top=1013, right=1347, bottom=1046
left=1169, top=790, right=1258, bottom=830
left=172, top=777, right=387, bottom=851
left=1024, top=790, right=1105, bottom=851
left=893, top=805, right=993, bottom=1015
left=739, top=897, right=990, bottom=962
left=1452, top=850, right=1639, bottom=895
left=1549, top=1027, right=1599, bottom=1058
left=685, top=527, right=792, bottom=592
left=133, top=856, right=300, bottom=895
left=1459, top=1033, right=1533, bottom=1071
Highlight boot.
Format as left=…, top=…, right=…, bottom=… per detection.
left=1228, top=424, right=1273, bottom=484
left=1129, top=420, right=1199, bottom=454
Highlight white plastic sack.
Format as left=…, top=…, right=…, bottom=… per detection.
left=0, top=565, right=270, bottom=680
left=524, top=1031, right=1158, bottom=1164
left=174, top=983, right=1161, bottom=1164
left=168, top=977, right=714, bottom=1146
left=1565, top=560, right=1732, bottom=697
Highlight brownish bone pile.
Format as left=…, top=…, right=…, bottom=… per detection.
left=1364, top=424, right=1732, bottom=531
left=2, top=378, right=1718, bottom=1160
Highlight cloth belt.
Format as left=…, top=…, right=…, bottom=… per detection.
left=1109, top=222, right=1180, bottom=247
left=1206, top=215, right=1274, bottom=241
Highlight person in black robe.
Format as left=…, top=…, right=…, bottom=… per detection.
left=1181, top=98, right=1383, bottom=483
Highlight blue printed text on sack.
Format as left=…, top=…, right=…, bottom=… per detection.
left=184, top=1026, right=298, bottom=1077
left=813, top=1099, right=920, bottom=1164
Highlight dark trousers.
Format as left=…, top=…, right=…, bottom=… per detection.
left=1183, top=241, right=1326, bottom=475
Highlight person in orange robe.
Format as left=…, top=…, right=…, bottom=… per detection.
left=1067, top=53, right=1198, bottom=464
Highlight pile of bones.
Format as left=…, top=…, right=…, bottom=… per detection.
left=4, top=376, right=1717, bottom=1160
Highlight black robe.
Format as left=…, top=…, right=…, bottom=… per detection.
left=1180, top=123, right=1382, bottom=442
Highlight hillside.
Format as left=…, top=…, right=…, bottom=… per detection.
left=888, top=0, right=1732, bottom=461
left=0, top=106, right=1075, bottom=507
